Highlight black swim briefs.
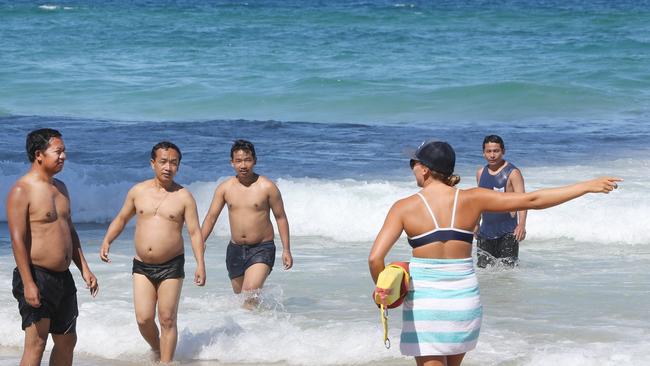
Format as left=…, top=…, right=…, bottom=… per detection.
left=226, top=241, right=276, bottom=279
left=476, top=233, right=519, bottom=268
left=132, top=254, right=185, bottom=282
left=12, top=266, right=78, bottom=334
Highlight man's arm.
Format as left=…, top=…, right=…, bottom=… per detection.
left=59, top=181, right=99, bottom=297
left=69, top=220, right=99, bottom=297
left=7, top=184, right=41, bottom=307
left=99, top=187, right=137, bottom=262
left=509, top=169, right=527, bottom=241
left=184, top=191, right=206, bottom=286
left=200, top=183, right=227, bottom=243
left=268, top=182, right=292, bottom=270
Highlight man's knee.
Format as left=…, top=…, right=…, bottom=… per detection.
left=25, top=334, right=48, bottom=354
left=241, top=264, right=271, bottom=291
left=158, top=312, right=177, bottom=330
left=53, top=333, right=77, bottom=351
left=242, top=274, right=267, bottom=292
left=241, top=284, right=263, bottom=292
left=136, top=312, right=156, bottom=328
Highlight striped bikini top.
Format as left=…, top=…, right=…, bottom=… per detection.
left=407, top=189, right=474, bottom=248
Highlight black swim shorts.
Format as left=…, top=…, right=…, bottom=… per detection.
left=476, top=233, right=519, bottom=268
left=132, top=254, right=185, bottom=282
left=12, top=266, right=78, bottom=334
left=226, top=241, right=276, bottom=279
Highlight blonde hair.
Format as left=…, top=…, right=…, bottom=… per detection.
left=430, top=170, right=461, bottom=187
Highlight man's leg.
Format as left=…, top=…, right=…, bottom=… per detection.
left=133, top=274, right=161, bottom=355
left=241, top=263, right=271, bottom=309
left=156, top=278, right=183, bottom=363
left=50, top=332, right=77, bottom=366
left=226, top=242, right=245, bottom=294
left=230, top=276, right=244, bottom=294
left=498, top=233, right=519, bottom=268
left=476, top=238, right=497, bottom=268
left=50, top=276, right=79, bottom=366
left=20, top=319, right=49, bottom=366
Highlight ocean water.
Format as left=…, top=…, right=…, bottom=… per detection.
left=1, top=1, right=649, bottom=365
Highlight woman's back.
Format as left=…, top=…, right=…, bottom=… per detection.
left=400, top=184, right=475, bottom=259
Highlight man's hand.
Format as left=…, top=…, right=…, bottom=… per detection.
left=99, top=242, right=111, bottom=263
left=24, top=281, right=41, bottom=308
left=194, top=265, right=206, bottom=286
left=83, top=270, right=99, bottom=297
left=283, top=251, right=293, bottom=270
left=514, top=224, right=526, bottom=241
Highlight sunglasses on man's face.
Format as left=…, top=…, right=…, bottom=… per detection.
left=409, top=159, right=418, bottom=169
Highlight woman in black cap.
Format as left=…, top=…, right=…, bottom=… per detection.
left=368, top=139, right=620, bottom=366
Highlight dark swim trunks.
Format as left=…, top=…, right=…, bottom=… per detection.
left=132, top=254, right=185, bottom=282
left=476, top=233, right=519, bottom=268
left=12, top=266, right=78, bottom=334
left=226, top=241, right=276, bottom=279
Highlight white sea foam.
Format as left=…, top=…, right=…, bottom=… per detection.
left=0, top=273, right=399, bottom=364
left=473, top=326, right=650, bottom=366
left=0, top=228, right=648, bottom=365
left=38, top=4, right=59, bottom=11
left=1, top=159, right=647, bottom=245
left=522, top=158, right=649, bottom=245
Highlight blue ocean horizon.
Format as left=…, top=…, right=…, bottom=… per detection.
left=1, top=0, right=649, bottom=125
left=2, top=0, right=648, bottom=175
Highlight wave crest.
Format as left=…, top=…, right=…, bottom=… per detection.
left=1, top=161, right=646, bottom=245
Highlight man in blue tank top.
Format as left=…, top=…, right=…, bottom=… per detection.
left=475, top=135, right=527, bottom=268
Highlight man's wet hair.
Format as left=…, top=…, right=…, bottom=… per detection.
left=231, top=139, right=256, bottom=161
left=26, top=128, right=62, bottom=162
left=483, top=135, right=505, bottom=150
left=151, top=141, right=182, bottom=162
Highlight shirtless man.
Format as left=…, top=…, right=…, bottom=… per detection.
left=201, top=139, right=292, bottom=308
left=475, top=135, right=527, bottom=268
left=99, top=141, right=205, bottom=363
left=7, top=128, right=99, bottom=366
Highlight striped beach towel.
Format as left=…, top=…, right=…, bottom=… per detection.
left=400, top=257, right=482, bottom=356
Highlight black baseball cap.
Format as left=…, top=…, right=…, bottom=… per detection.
left=409, top=140, right=455, bottom=176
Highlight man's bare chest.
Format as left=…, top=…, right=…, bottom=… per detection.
left=135, top=194, right=184, bottom=222
left=225, top=189, right=269, bottom=211
left=29, top=189, right=69, bottom=223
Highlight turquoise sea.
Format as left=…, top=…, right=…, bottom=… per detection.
left=1, top=1, right=649, bottom=365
